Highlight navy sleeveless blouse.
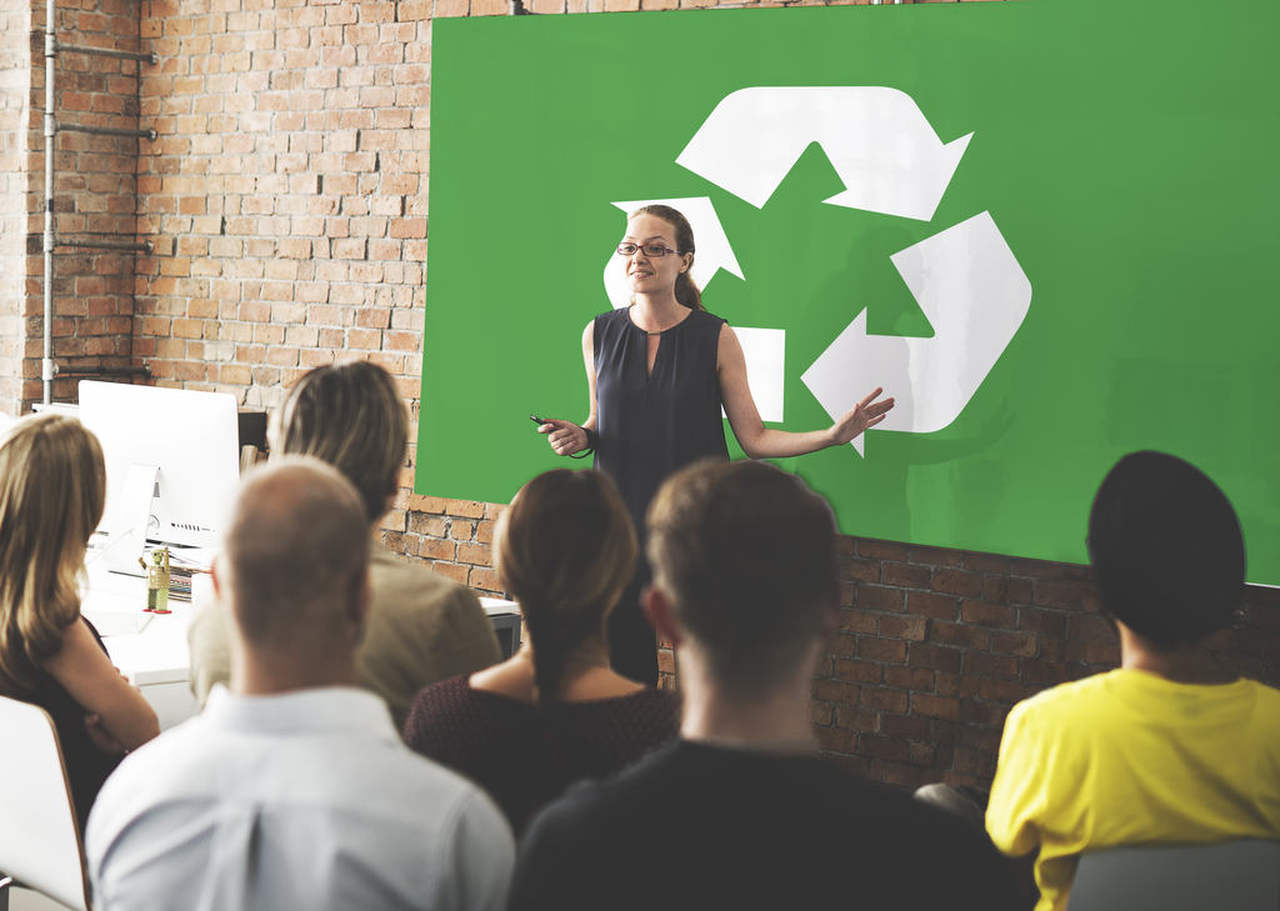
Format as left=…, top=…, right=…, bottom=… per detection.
left=593, top=307, right=730, bottom=527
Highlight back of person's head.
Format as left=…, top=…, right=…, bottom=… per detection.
left=1088, top=450, right=1245, bottom=650
left=646, top=459, right=839, bottom=694
left=495, top=469, right=636, bottom=702
left=222, top=457, right=370, bottom=659
left=274, top=360, right=408, bottom=525
left=0, top=414, right=106, bottom=692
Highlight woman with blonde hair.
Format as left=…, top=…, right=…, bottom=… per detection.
left=0, top=414, right=159, bottom=825
left=403, top=468, right=679, bottom=834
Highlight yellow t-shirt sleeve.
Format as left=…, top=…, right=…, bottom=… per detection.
left=987, top=700, right=1048, bottom=858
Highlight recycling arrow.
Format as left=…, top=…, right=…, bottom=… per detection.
left=800, top=211, right=1031, bottom=456
left=676, top=86, right=972, bottom=222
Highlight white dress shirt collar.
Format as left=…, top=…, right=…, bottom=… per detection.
left=204, top=683, right=399, bottom=741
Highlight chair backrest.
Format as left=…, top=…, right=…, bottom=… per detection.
left=0, top=695, right=92, bottom=911
left=1068, top=840, right=1280, bottom=911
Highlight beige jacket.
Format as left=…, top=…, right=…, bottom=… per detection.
left=187, top=542, right=502, bottom=728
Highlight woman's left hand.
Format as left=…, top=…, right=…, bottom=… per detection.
left=829, top=387, right=895, bottom=446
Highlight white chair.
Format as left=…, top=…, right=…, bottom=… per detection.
left=0, top=695, right=92, bottom=911
left=1067, top=839, right=1280, bottom=911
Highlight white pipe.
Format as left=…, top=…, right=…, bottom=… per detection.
left=42, top=0, right=55, bottom=404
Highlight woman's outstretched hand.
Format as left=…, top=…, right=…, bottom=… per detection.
left=539, top=419, right=589, bottom=456
left=829, top=387, right=895, bottom=446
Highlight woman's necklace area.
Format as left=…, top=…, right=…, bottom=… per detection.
left=630, top=303, right=686, bottom=336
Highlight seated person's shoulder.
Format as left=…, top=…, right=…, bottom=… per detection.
left=1003, top=670, right=1122, bottom=735
left=367, top=543, right=488, bottom=627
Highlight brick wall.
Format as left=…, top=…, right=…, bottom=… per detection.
left=0, top=0, right=30, bottom=417
left=814, top=541, right=1280, bottom=789
left=6, top=0, right=1277, bottom=792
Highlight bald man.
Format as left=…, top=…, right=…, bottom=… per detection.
left=86, top=459, right=514, bottom=911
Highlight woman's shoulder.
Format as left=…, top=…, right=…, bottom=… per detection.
left=593, top=307, right=629, bottom=327
left=404, top=673, right=541, bottom=760
left=691, top=307, right=726, bottom=326
left=567, top=686, right=681, bottom=726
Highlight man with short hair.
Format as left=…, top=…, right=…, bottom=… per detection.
left=986, top=451, right=1280, bottom=911
left=87, top=459, right=514, bottom=911
left=510, top=459, right=1015, bottom=910
left=188, top=360, right=501, bottom=728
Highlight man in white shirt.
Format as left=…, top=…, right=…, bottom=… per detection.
left=86, top=458, right=514, bottom=911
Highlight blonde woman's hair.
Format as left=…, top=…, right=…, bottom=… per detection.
left=0, top=414, right=106, bottom=694
left=273, top=360, right=408, bottom=525
left=495, top=469, right=637, bottom=703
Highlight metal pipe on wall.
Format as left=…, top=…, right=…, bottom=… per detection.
left=42, top=0, right=55, bottom=405
left=57, top=238, right=153, bottom=253
left=55, top=43, right=158, bottom=65
left=38, top=5, right=160, bottom=405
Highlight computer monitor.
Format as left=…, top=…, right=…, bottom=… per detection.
left=78, top=381, right=241, bottom=555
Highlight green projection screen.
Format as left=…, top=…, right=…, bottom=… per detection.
left=419, top=0, right=1280, bottom=585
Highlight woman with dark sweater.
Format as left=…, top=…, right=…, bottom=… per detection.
left=402, top=469, right=679, bottom=834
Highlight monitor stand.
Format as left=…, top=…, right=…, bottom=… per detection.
left=102, top=462, right=159, bottom=578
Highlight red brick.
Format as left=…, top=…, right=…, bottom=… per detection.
left=429, top=562, right=468, bottom=584
left=444, top=499, right=485, bottom=519
left=911, top=694, right=961, bottom=720
left=834, top=705, right=879, bottom=732
left=929, top=620, right=990, bottom=650
left=833, top=659, right=883, bottom=685
left=858, top=734, right=909, bottom=761
left=906, top=545, right=965, bottom=568
left=857, top=538, right=909, bottom=561
left=830, top=633, right=858, bottom=657
left=878, top=615, right=928, bottom=641
left=836, top=609, right=877, bottom=635
left=855, top=584, right=905, bottom=613
left=456, top=543, right=490, bottom=566
left=907, top=591, right=958, bottom=620
left=963, top=652, right=1019, bottom=681
left=1035, top=579, right=1095, bottom=608
left=468, top=566, right=502, bottom=593
left=907, top=643, right=963, bottom=673
left=960, top=600, right=1017, bottom=628
left=1007, top=577, right=1035, bottom=604
left=418, top=538, right=456, bottom=561
left=884, top=666, right=935, bottom=692
left=932, top=568, right=985, bottom=598
left=812, top=679, right=859, bottom=704
left=840, top=557, right=880, bottom=583
left=856, top=637, right=907, bottom=664
left=964, top=551, right=1011, bottom=573
left=881, top=713, right=931, bottom=741
left=859, top=687, right=909, bottom=713
left=990, top=630, right=1038, bottom=657
left=883, top=562, right=931, bottom=589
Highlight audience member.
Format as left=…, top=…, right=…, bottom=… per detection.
left=188, top=360, right=500, bottom=727
left=403, top=469, right=679, bottom=834
left=0, top=414, right=158, bottom=827
left=509, top=460, right=1017, bottom=910
left=986, top=450, right=1280, bottom=911
left=86, top=459, right=514, bottom=911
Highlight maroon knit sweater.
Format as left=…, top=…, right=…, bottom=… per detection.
left=402, top=675, right=680, bottom=835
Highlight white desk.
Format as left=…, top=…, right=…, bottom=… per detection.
left=81, top=562, right=201, bottom=731
left=83, top=566, right=521, bottom=731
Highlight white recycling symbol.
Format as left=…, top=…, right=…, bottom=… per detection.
left=603, top=86, right=1032, bottom=456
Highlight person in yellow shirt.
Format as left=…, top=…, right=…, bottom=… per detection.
left=986, top=451, right=1280, bottom=911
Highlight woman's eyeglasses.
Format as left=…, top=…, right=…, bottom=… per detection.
left=616, top=243, right=681, bottom=258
